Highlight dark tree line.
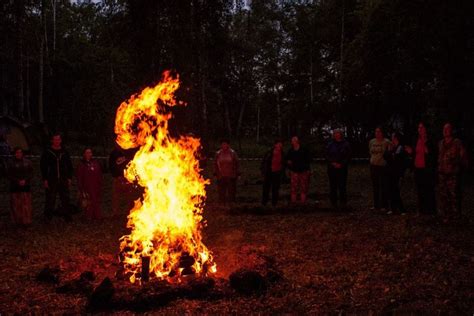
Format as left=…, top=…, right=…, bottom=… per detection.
left=1, top=0, right=473, bottom=151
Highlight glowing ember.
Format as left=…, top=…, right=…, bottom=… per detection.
left=114, top=71, right=216, bottom=283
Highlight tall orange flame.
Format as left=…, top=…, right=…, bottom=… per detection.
left=115, top=71, right=216, bottom=283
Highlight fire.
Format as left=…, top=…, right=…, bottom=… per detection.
left=114, top=71, right=216, bottom=283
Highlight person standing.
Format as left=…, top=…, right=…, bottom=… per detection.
left=368, top=127, right=391, bottom=211
left=109, top=144, right=133, bottom=217
left=406, top=122, right=437, bottom=214
left=76, top=148, right=103, bottom=220
left=40, top=134, right=74, bottom=221
left=0, top=135, right=10, bottom=155
left=261, top=140, right=285, bottom=207
left=326, top=129, right=351, bottom=210
left=287, top=136, right=311, bottom=203
left=437, top=123, right=468, bottom=219
left=0, top=135, right=11, bottom=177
left=384, top=132, right=408, bottom=214
left=214, top=139, right=240, bottom=204
left=8, top=148, right=33, bottom=226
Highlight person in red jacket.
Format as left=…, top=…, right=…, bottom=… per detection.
left=405, top=122, right=437, bottom=214
left=214, top=139, right=240, bottom=204
left=261, top=139, right=285, bottom=207
left=76, top=148, right=103, bottom=220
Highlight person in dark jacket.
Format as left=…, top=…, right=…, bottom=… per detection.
left=76, top=148, right=103, bottom=220
left=287, top=136, right=311, bottom=203
left=406, top=122, right=437, bottom=214
left=40, top=134, right=74, bottom=221
left=109, top=144, right=134, bottom=217
left=8, top=147, right=33, bottom=225
left=261, top=139, right=285, bottom=207
left=384, top=132, right=408, bottom=214
left=326, top=129, right=351, bottom=210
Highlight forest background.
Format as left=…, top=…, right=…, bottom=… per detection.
left=1, top=0, right=473, bottom=157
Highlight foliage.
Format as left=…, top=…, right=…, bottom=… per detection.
left=1, top=0, right=473, bottom=149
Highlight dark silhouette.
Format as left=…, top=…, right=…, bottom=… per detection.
left=326, top=130, right=351, bottom=210
left=76, top=148, right=103, bottom=220
left=7, top=147, right=33, bottom=225
left=40, top=134, right=73, bottom=221
left=261, top=140, right=285, bottom=207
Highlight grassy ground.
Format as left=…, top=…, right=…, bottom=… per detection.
left=0, top=160, right=473, bottom=314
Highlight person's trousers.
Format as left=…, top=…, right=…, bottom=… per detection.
left=44, top=179, right=71, bottom=218
left=217, top=177, right=237, bottom=203
left=85, top=192, right=102, bottom=220
left=112, top=177, right=134, bottom=215
left=438, top=173, right=462, bottom=217
left=414, top=168, right=436, bottom=214
left=388, top=174, right=404, bottom=212
left=11, top=192, right=32, bottom=225
left=370, top=165, right=388, bottom=209
left=290, top=171, right=310, bottom=195
left=262, top=172, right=281, bottom=206
left=327, top=166, right=348, bottom=206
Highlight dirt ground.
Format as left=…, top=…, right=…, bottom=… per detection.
left=0, top=161, right=473, bottom=314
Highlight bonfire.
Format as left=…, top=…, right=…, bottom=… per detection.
left=114, top=71, right=216, bottom=284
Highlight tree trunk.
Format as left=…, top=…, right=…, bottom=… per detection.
left=110, top=60, right=114, bottom=84
left=16, top=0, right=25, bottom=118
left=1, top=64, right=7, bottom=115
left=17, top=50, right=24, bottom=119
left=38, top=0, right=48, bottom=124
left=191, top=0, right=208, bottom=141
left=256, top=102, right=260, bottom=143
left=275, top=86, right=282, bottom=137
left=236, top=96, right=246, bottom=147
left=26, top=51, right=31, bottom=121
left=199, top=69, right=208, bottom=140
left=225, top=96, right=232, bottom=138
left=38, top=37, right=44, bottom=123
left=310, top=46, right=314, bottom=106
left=338, top=0, right=345, bottom=116
left=52, top=0, right=56, bottom=53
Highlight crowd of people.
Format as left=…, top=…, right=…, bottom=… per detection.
left=3, top=133, right=138, bottom=226
left=215, top=121, right=469, bottom=220
left=1, top=121, right=469, bottom=227
left=368, top=122, right=468, bottom=219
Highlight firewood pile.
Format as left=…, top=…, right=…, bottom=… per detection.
left=35, top=253, right=284, bottom=312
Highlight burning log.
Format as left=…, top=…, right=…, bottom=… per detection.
left=79, top=261, right=282, bottom=312
left=88, top=277, right=221, bottom=312
left=179, top=252, right=196, bottom=276
left=141, top=256, right=150, bottom=282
